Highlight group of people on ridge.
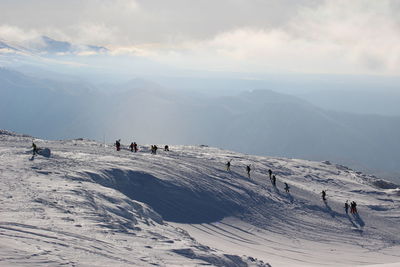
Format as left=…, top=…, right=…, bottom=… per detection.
left=129, top=142, right=138, bottom=152
left=151, top=145, right=158, bottom=154
left=226, top=161, right=290, bottom=193
left=115, top=140, right=170, bottom=155
left=322, top=191, right=359, bottom=214
left=226, top=160, right=359, bottom=216
left=344, top=200, right=358, bottom=214
left=33, top=139, right=360, bottom=217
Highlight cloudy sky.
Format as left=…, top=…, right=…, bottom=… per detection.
left=1, top=0, right=400, bottom=75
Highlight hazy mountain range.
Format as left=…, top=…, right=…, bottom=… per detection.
left=1, top=67, right=400, bottom=182
left=0, top=36, right=108, bottom=55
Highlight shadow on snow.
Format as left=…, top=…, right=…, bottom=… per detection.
left=87, top=169, right=243, bottom=224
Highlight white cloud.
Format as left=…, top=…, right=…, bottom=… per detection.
left=0, top=25, right=42, bottom=45
left=72, top=23, right=119, bottom=45
left=110, top=0, right=400, bottom=75
left=0, top=0, right=400, bottom=75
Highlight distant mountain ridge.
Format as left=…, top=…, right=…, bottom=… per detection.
left=0, top=36, right=108, bottom=55
left=1, top=68, right=400, bottom=180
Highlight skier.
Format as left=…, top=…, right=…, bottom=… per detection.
left=129, top=142, right=134, bottom=152
left=246, top=165, right=251, bottom=178
left=32, top=142, right=38, bottom=155
left=344, top=201, right=349, bottom=214
left=350, top=201, right=358, bottom=214
left=115, top=140, right=121, bottom=151
left=226, top=160, right=231, bottom=171
left=284, top=182, right=290, bottom=193
left=272, top=175, right=277, bottom=187
left=268, top=169, right=273, bottom=180
left=133, top=142, right=138, bottom=152
left=321, top=190, right=326, bottom=201
left=153, top=145, right=158, bottom=154
left=164, top=145, right=169, bottom=152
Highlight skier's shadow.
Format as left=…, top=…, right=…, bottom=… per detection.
left=271, top=184, right=294, bottom=203
left=346, top=213, right=359, bottom=228
left=286, top=192, right=294, bottom=203
left=323, top=200, right=336, bottom=218
left=352, top=212, right=365, bottom=227
left=346, top=214, right=364, bottom=234
left=234, top=173, right=258, bottom=185
left=272, top=185, right=283, bottom=197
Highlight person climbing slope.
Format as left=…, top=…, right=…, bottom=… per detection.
left=353, top=201, right=358, bottom=214
left=151, top=145, right=158, bottom=154
left=284, top=182, right=290, bottom=193
left=272, top=175, right=277, bottom=187
left=344, top=201, right=349, bottom=214
left=350, top=201, right=358, bottom=214
left=246, top=165, right=251, bottom=178
left=226, top=160, right=231, bottom=171
left=32, top=142, right=37, bottom=155
left=321, top=190, right=326, bottom=201
left=115, top=140, right=121, bottom=151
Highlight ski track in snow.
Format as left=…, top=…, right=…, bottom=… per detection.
left=0, top=131, right=400, bottom=266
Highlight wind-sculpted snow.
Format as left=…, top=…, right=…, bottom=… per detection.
left=0, top=132, right=399, bottom=266
left=87, top=169, right=244, bottom=223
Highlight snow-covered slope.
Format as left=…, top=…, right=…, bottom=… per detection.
left=1, top=130, right=399, bottom=266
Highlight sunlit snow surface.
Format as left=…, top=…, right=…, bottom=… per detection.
left=1, top=130, right=399, bottom=266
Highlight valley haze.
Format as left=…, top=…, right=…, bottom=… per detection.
left=1, top=66, right=400, bottom=183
